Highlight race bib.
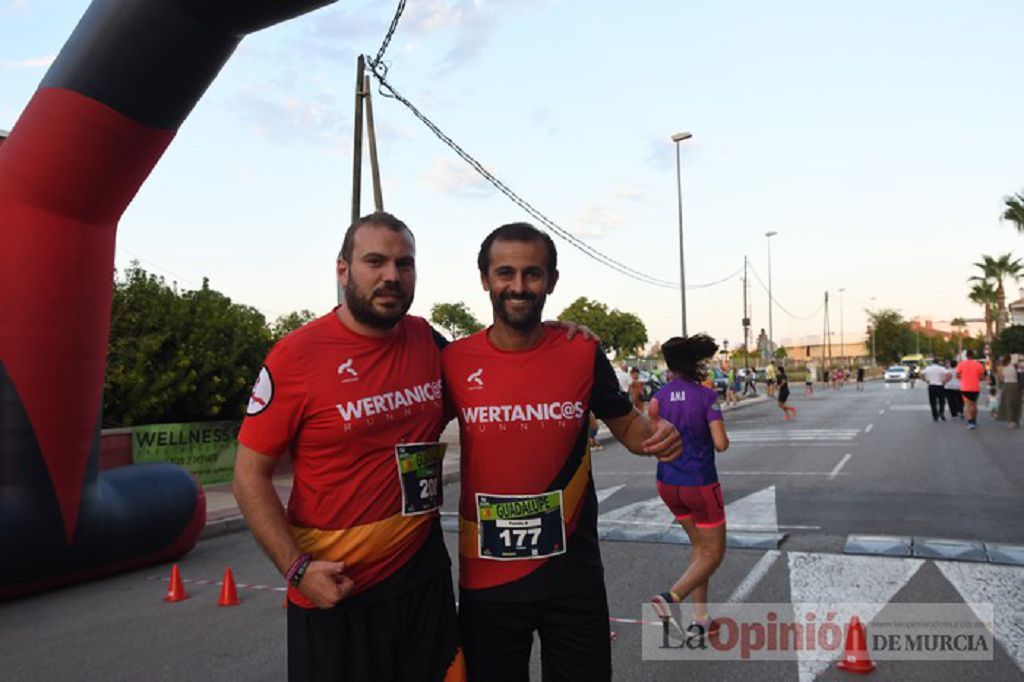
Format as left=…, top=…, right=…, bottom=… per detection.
left=476, top=491, right=566, bottom=561
left=395, top=442, right=446, bottom=516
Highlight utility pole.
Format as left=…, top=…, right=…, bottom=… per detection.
left=743, top=256, right=751, bottom=370
left=824, top=291, right=832, bottom=368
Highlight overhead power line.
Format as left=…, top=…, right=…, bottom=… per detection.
left=747, top=262, right=823, bottom=321
left=366, top=1, right=743, bottom=292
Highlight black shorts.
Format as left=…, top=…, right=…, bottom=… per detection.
left=459, top=583, right=611, bottom=682
left=962, top=391, right=980, bottom=402
left=287, top=567, right=463, bottom=682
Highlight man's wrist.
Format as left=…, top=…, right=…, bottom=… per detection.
left=285, top=553, right=312, bottom=588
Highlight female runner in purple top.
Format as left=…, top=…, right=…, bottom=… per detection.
left=648, top=335, right=731, bottom=641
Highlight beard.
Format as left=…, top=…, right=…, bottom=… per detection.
left=345, top=278, right=412, bottom=330
left=491, top=289, right=545, bottom=331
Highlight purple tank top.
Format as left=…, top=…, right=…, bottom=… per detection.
left=653, top=377, right=723, bottom=486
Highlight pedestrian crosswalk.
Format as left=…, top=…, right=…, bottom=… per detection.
left=727, top=429, right=861, bottom=442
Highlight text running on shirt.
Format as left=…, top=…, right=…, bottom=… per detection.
left=335, top=380, right=443, bottom=422
left=461, top=401, right=586, bottom=424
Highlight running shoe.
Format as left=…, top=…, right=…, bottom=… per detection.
left=651, top=593, right=686, bottom=642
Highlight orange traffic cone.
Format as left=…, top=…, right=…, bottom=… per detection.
left=164, top=564, right=188, bottom=603
left=218, top=567, right=240, bottom=607
left=837, top=616, right=876, bottom=674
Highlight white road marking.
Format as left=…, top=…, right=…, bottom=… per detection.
left=828, top=453, right=852, bottom=480
left=721, top=470, right=849, bottom=477
left=595, top=484, right=626, bottom=504
left=864, top=423, right=874, bottom=433
left=728, top=429, right=860, bottom=442
left=937, top=562, right=1024, bottom=673
left=788, top=552, right=925, bottom=681
left=727, top=550, right=781, bottom=603
left=598, top=485, right=783, bottom=534
left=726, top=486, right=778, bottom=533
left=879, top=409, right=886, bottom=414
left=729, top=443, right=856, bottom=448
left=599, top=495, right=673, bottom=533
left=596, top=470, right=848, bottom=476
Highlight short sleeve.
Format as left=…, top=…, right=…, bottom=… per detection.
left=705, top=388, right=724, bottom=423
left=590, top=345, right=634, bottom=420
left=237, top=341, right=307, bottom=457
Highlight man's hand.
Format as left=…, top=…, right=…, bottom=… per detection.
left=298, top=560, right=355, bottom=609
left=544, top=320, right=600, bottom=343
left=642, top=398, right=682, bottom=462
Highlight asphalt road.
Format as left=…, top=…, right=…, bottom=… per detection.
left=2, top=381, right=1022, bottom=681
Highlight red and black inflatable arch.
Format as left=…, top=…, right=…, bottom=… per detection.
left=0, top=0, right=336, bottom=599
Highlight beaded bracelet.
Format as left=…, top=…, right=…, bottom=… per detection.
left=285, top=553, right=312, bottom=588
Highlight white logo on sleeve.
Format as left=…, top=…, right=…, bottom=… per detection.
left=337, top=358, right=359, bottom=383
left=247, top=366, right=274, bottom=416
left=467, top=368, right=484, bottom=389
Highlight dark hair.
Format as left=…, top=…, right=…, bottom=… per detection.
left=661, top=334, right=719, bottom=382
left=477, top=222, right=557, bottom=275
left=339, top=211, right=414, bottom=263
left=966, top=349, right=975, bottom=359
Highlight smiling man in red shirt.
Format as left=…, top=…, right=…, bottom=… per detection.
left=443, top=222, right=681, bottom=681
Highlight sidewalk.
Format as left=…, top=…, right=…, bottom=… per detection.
left=201, top=394, right=769, bottom=539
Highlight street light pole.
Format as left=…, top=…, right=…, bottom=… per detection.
left=869, top=296, right=877, bottom=366
left=839, top=287, right=846, bottom=365
left=672, top=131, right=692, bottom=336
left=765, top=230, right=778, bottom=359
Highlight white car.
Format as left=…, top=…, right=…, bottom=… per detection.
left=884, top=365, right=910, bottom=382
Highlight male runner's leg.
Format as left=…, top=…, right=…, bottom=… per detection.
left=537, top=583, right=612, bottom=682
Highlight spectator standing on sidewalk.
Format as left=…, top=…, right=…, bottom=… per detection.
left=804, top=362, right=816, bottom=397
left=742, top=367, right=758, bottom=397
left=856, top=365, right=865, bottom=392
left=921, top=359, right=951, bottom=422
left=764, top=362, right=777, bottom=397
left=726, top=366, right=740, bottom=406
left=996, top=356, right=1021, bottom=428
left=629, top=367, right=645, bottom=410
left=945, top=360, right=964, bottom=419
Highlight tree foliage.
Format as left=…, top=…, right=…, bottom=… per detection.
left=993, top=325, right=1024, bottom=356
left=430, top=302, right=484, bottom=339
left=271, top=309, right=317, bottom=342
left=104, top=263, right=273, bottom=427
left=866, top=309, right=915, bottom=364
left=1003, top=191, right=1024, bottom=235
left=557, top=297, right=648, bottom=357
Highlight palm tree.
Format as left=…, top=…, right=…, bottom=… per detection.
left=1004, top=192, right=1024, bottom=235
left=968, top=281, right=997, bottom=341
left=950, top=317, right=967, bottom=356
left=970, top=253, right=1023, bottom=335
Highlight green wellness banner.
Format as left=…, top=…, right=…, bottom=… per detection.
left=132, top=421, right=241, bottom=484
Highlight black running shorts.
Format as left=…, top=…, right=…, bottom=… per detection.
left=458, top=583, right=612, bottom=682
left=287, top=568, right=464, bottom=682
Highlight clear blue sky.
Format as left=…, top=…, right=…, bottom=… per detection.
left=3, top=0, right=1022, bottom=350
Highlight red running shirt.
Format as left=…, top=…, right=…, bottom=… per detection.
left=239, top=310, right=446, bottom=606
left=957, top=359, right=985, bottom=393
left=443, top=327, right=632, bottom=600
